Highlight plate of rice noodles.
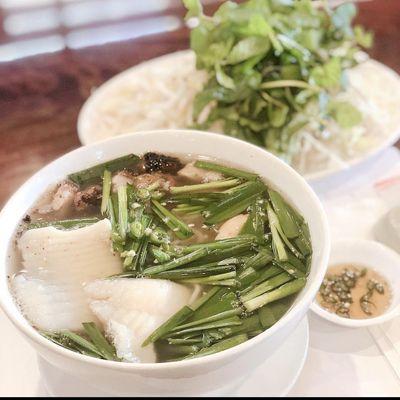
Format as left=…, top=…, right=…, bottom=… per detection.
left=78, top=0, right=400, bottom=181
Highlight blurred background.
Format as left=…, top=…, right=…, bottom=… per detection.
left=0, top=0, right=399, bottom=207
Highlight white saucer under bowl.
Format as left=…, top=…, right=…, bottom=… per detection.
left=40, top=318, right=309, bottom=397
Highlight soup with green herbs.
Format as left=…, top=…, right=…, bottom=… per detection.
left=10, top=153, right=311, bottom=363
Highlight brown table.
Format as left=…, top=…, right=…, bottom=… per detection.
left=0, top=0, right=399, bottom=207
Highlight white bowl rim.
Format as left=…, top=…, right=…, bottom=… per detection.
left=310, top=238, right=400, bottom=328
left=76, top=50, right=400, bottom=182
left=0, top=129, right=330, bottom=371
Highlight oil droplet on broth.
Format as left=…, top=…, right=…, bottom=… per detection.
left=317, top=264, right=392, bottom=319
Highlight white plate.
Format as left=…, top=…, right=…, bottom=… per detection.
left=40, top=317, right=309, bottom=397
left=77, top=50, right=400, bottom=182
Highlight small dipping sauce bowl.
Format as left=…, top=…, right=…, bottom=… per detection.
left=311, top=239, right=400, bottom=328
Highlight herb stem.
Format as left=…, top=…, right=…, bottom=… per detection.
left=100, top=170, right=112, bottom=215
left=170, top=178, right=240, bottom=194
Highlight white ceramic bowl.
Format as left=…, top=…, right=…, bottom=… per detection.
left=311, top=239, right=400, bottom=328
left=0, top=130, right=330, bottom=396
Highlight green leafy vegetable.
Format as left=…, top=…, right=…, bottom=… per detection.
left=327, top=100, right=363, bottom=129
left=186, top=0, right=372, bottom=160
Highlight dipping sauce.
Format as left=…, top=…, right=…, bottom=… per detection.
left=317, top=264, right=392, bottom=319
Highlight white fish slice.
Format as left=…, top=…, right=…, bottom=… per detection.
left=85, top=278, right=195, bottom=363
left=12, top=219, right=122, bottom=332
left=215, top=214, right=248, bottom=240
left=12, top=275, right=95, bottom=332
left=178, top=162, right=223, bottom=183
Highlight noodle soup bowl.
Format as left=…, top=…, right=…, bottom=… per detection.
left=0, top=130, right=330, bottom=396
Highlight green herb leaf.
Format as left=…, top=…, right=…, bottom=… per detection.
left=328, top=100, right=363, bottom=129
left=183, top=0, right=203, bottom=19
left=215, top=64, right=236, bottom=90
left=310, top=58, right=341, bottom=89
left=226, top=36, right=270, bottom=65
left=354, top=25, right=373, bottom=49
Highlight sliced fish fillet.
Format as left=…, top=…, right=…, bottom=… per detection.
left=215, top=214, right=248, bottom=240
left=85, top=278, right=195, bottom=363
left=178, top=162, right=223, bottom=183
left=12, top=219, right=122, bottom=332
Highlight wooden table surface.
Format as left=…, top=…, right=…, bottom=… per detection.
left=0, top=0, right=399, bottom=207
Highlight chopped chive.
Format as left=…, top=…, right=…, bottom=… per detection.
left=174, top=198, right=216, bottom=207
left=179, top=270, right=236, bottom=283
left=221, top=313, right=264, bottom=337
left=142, top=288, right=221, bottom=346
left=187, top=243, right=255, bottom=267
left=167, top=338, right=203, bottom=345
left=243, top=278, right=306, bottom=312
left=155, top=264, right=235, bottom=280
left=61, top=331, right=104, bottom=358
left=142, top=306, right=194, bottom=346
left=173, top=309, right=241, bottom=331
left=266, top=203, right=288, bottom=261
left=241, top=272, right=292, bottom=303
left=268, top=189, right=300, bottom=239
left=190, top=287, right=221, bottom=311
left=150, top=246, right=171, bottom=264
left=130, top=220, right=144, bottom=239
left=28, top=217, right=100, bottom=230
left=183, top=334, right=248, bottom=359
left=186, top=288, right=236, bottom=323
left=258, top=296, right=294, bottom=329
left=239, top=198, right=265, bottom=243
left=107, top=198, right=116, bottom=227
left=239, top=265, right=282, bottom=294
left=134, top=215, right=153, bottom=272
left=122, top=240, right=138, bottom=270
left=107, top=271, right=137, bottom=279
left=178, top=272, right=237, bottom=286
left=100, top=170, right=112, bottom=215
left=40, top=331, right=101, bottom=359
left=223, top=182, right=252, bottom=194
left=271, top=208, right=304, bottom=260
left=169, top=192, right=226, bottom=201
left=286, top=253, right=307, bottom=272
left=82, top=322, right=119, bottom=361
left=148, top=226, right=171, bottom=245
left=242, top=248, right=273, bottom=270
left=111, top=192, right=119, bottom=220
left=155, top=342, right=201, bottom=359
left=204, top=181, right=266, bottom=225
left=170, top=178, right=241, bottom=194
left=143, top=247, right=209, bottom=276
left=173, top=205, right=205, bottom=214
left=273, top=260, right=305, bottom=278
left=295, top=223, right=312, bottom=256
left=117, top=184, right=128, bottom=240
left=181, top=278, right=237, bottom=286
left=41, top=323, right=120, bottom=362
left=194, top=160, right=259, bottom=181
left=180, top=235, right=256, bottom=254
left=152, top=199, right=193, bottom=239
left=168, top=316, right=242, bottom=337
left=68, top=154, right=140, bottom=186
